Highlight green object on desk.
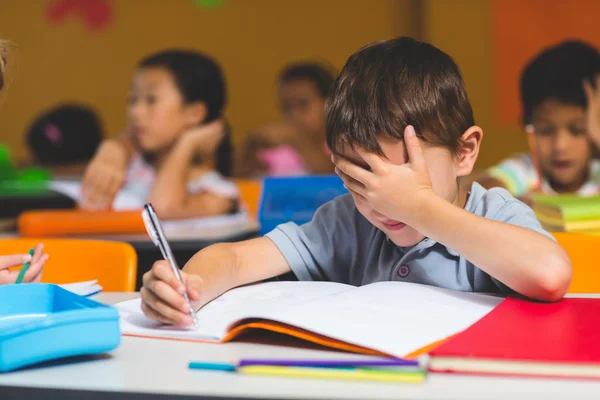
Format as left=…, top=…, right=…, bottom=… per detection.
left=15, top=249, right=35, bottom=284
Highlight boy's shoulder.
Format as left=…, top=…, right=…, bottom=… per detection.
left=467, top=182, right=536, bottom=222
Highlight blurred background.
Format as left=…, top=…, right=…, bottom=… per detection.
left=1, top=0, right=599, bottom=169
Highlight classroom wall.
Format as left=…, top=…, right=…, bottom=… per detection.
left=0, top=0, right=415, bottom=162
left=424, top=0, right=600, bottom=170
left=423, top=0, right=527, bottom=170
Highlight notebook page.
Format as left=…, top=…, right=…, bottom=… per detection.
left=118, top=281, right=355, bottom=341
left=249, top=281, right=504, bottom=358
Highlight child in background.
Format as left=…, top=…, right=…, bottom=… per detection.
left=80, top=50, right=238, bottom=219
left=25, top=104, right=103, bottom=177
left=0, top=40, right=47, bottom=283
left=140, top=37, right=571, bottom=327
left=478, top=41, right=600, bottom=201
left=236, top=61, right=337, bottom=177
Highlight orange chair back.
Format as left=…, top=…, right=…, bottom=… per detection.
left=552, top=232, right=600, bottom=293
left=234, top=179, right=262, bottom=219
left=1, top=238, right=137, bottom=291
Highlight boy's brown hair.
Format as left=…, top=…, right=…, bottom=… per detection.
left=326, top=36, right=475, bottom=157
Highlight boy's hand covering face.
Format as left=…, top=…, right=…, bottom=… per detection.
left=584, top=75, right=600, bottom=149
left=333, top=125, right=434, bottom=222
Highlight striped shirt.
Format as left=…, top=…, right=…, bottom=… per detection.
left=485, top=153, right=600, bottom=197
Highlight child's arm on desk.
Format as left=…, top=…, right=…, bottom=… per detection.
left=140, top=237, right=291, bottom=325
left=334, top=126, right=571, bottom=302
left=81, top=133, right=135, bottom=210
left=148, top=121, right=234, bottom=219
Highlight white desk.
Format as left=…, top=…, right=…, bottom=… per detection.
left=1, top=293, right=599, bottom=399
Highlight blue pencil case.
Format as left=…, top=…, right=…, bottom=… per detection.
left=0, top=283, right=120, bottom=372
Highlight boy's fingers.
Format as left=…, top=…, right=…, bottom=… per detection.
left=145, top=279, right=189, bottom=313
left=354, top=149, right=388, bottom=175
left=336, top=167, right=367, bottom=196
left=404, top=126, right=426, bottom=170
left=153, top=262, right=186, bottom=294
left=347, top=187, right=368, bottom=205
left=332, top=155, right=372, bottom=184
left=141, top=290, right=191, bottom=325
left=0, top=254, right=32, bottom=270
left=141, top=301, right=179, bottom=325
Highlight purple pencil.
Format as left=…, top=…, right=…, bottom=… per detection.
left=238, top=358, right=420, bottom=368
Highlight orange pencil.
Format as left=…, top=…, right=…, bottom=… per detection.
left=525, top=124, right=543, bottom=192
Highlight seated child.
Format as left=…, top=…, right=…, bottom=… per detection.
left=80, top=50, right=238, bottom=219
left=140, top=37, right=572, bottom=326
left=236, top=61, right=337, bottom=177
left=25, top=103, right=103, bottom=177
left=478, top=41, right=600, bottom=201
left=0, top=40, right=47, bottom=284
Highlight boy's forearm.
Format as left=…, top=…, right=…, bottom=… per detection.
left=183, top=238, right=292, bottom=302
left=410, top=194, right=572, bottom=301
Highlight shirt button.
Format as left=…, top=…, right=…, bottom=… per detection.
left=397, top=265, right=410, bottom=278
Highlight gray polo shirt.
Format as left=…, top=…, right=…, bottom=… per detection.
left=265, top=182, right=554, bottom=294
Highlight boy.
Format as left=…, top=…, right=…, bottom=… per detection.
left=479, top=41, right=600, bottom=200
left=140, top=37, right=571, bottom=326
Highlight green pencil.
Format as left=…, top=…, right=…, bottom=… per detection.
left=15, top=249, right=35, bottom=284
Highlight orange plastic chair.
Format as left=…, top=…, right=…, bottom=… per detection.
left=1, top=238, right=137, bottom=292
left=233, top=178, right=262, bottom=219
left=552, top=232, right=600, bottom=293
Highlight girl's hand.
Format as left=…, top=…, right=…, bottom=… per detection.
left=81, top=139, right=129, bottom=210
left=0, top=243, right=48, bottom=285
left=180, top=119, right=226, bottom=156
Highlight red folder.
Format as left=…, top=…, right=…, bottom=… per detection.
left=429, top=297, right=600, bottom=379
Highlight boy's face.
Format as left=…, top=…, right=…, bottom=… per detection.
left=338, top=136, right=464, bottom=247
left=532, top=100, right=591, bottom=192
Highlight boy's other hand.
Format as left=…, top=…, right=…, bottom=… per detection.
left=584, top=75, right=600, bottom=148
left=333, top=125, right=434, bottom=222
left=140, top=261, right=203, bottom=326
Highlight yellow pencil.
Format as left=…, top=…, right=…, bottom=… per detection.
left=238, top=366, right=426, bottom=384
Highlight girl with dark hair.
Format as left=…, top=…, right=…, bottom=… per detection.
left=81, top=50, right=237, bottom=219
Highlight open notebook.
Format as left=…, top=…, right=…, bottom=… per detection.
left=118, top=281, right=503, bottom=358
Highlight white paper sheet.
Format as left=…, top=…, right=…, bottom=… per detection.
left=117, top=281, right=503, bottom=356
left=59, top=280, right=103, bottom=297
left=117, top=281, right=354, bottom=341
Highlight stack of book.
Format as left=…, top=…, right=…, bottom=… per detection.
left=532, top=194, right=600, bottom=233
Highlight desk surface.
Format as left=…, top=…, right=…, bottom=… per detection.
left=1, top=293, right=599, bottom=399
